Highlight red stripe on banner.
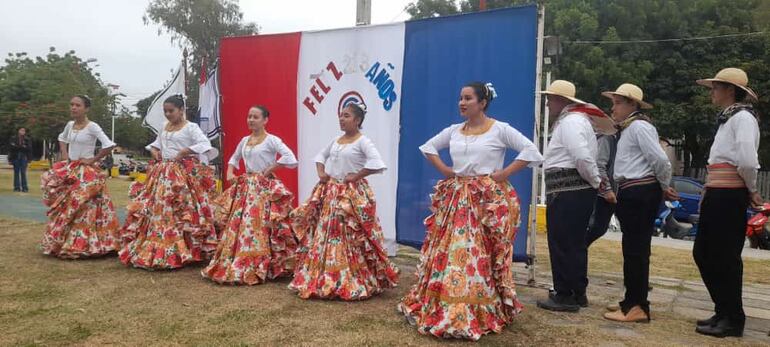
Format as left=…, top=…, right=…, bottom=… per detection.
left=219, top=33, right=301, bottom=202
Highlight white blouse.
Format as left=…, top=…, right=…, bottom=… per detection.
left=709, top=110, right=760, bottom=192
left=228, top=134, right=298, bottom=173
left=543, top=112, right=601, bottom=189
left=314, top=135, right=386, bottom=180
left=419, top=120, right=543, bottom=176
left=146, top=122, right=216, bottom=163
left=614, top=119, right=672, bottom=189
left=58, top=121, right=116, bottom=160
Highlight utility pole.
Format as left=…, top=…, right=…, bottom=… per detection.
left=356, top=0, right=371, bottom=26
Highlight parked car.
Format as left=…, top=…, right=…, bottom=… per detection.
left=669, top=176, right=704, bottom=220
left=659, top=176, right=704, bottom=222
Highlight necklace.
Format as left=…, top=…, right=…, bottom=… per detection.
left=332, top=133, right=361, bottom=161
left=460, top=118, right=494, bottom=154
left=70, top=120, right=90, bottom=144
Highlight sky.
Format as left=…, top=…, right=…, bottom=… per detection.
left=0, top=0, right=413, bottom=111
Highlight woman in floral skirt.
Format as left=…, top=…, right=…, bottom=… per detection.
left=398, top=82, right=543, bottom=340
left=289, top=102, right=399, bottom=300
left=119, top=94, right=219, bottom=270
left=41, top=95, right=120, bottom=259
left=202, top=105, right=298, bottom=284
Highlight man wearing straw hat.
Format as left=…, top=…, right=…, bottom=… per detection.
left=600, top=83, right=678, bottom=323
left=537, top=80, right=610, bottom=312
left=692, top=67, right=761, bottom=338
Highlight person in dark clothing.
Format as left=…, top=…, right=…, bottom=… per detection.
left=103, top=153, right=114, bottom=178
left=586, top=133, right=618, bottom=246
left=9, top=127, right=32, bottom=192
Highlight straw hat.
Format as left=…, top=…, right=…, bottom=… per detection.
left=539, top=80, right=586, bottom=104
left=696, top=67, right=758, bottom=101
left=601, top=83, right=653, bottom=109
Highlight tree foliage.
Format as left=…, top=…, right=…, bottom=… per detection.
left=0, top=48, right=157, bottom=156
left=408, top=0, right=770, bottom=171
left=0, top=48, right=114, bottom=157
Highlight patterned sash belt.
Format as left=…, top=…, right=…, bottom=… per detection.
left=545, top=168, right=592, bottom=194
left=705, top=163, right=746, bottom=189
left=618, top=176, right=657, bottom=190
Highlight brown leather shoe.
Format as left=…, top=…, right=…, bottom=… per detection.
left=606, top=303, right=620, bottom=312
left=603, top=305, right=650, bottom=323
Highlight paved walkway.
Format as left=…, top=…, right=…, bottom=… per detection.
left=0, top=193, right=126, bottom=223
left=602, top=231, right=770, bottom=260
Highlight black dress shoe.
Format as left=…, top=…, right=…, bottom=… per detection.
left=575, top=293, right=588, bottom=308
left=696, top=314, right=720, bottom=327
left=547, top=291, right=588, bottom=308
left=695, top=318, right=743, bottom=338
left=537, top=293, right=580, bottom=312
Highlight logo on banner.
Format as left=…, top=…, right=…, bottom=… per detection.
left=302, top=59, right=399, bottom=115
left=338, top=91, right=366, bottom=116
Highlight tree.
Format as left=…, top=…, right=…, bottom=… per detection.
left=0, top=47, right=116, bottom=158
left=406, top=0, right=460, bottom=19
left=143, top=0, right=258, bottom=115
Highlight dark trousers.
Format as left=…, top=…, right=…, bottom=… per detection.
left=587, top=195, right=616, bottom=247
left=694, top=188, right=749, bottom=324
left=615, top=183, right=662, bottom=313
left=581, top=195, right=616, bottom=290
left=12, top=157, right=28, bottom=191
left=546, top=188, right=597, bottom=296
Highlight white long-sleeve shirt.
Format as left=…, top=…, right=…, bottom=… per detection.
left=58, top=121, right=116, bottom=160
left=228, top=134, right=297, bottom=173
left=614, top=119, right=672, bottom=190
left=146, top=122, right=215, bottom=164
left=315, top=134, right=386, bottom=180
left=708, top=110, right=760, bottom=192
left=544, top=112, right=601, bottom=188
left=419, top=120, right=543, bottom=176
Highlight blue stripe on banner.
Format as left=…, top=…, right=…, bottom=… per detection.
left=396, top=5, right=538, bottom=262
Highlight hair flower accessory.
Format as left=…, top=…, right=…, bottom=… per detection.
left=485, top=82, right=498, bottom=100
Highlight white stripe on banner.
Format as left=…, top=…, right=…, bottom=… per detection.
left=297, top=23, right=405, bottom=256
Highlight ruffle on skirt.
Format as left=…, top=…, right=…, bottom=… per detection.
left=40, top=160, right=120, bottom=259
left=288, top=179, right=399, bottom=300
left=119, top=158, right=218, bottom=270
left=201, top=173, right=297, bottom=285
left=398, top=176, right=523, bottom=341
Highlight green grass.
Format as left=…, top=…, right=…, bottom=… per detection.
left=1, top=165, right=768, bottom=345
left=0, top=167, right=133, bottom=207
left=0, top=217, right=767, bottom=346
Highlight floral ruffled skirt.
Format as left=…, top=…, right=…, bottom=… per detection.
left=40, top=161, right=121, bottom=259
left=398, top=176, right=523, bottom=340
left=201, top=173, right=297, bottom=284
left=119, top=158, right=218, bottom=270
left=289, top=179, right=399, bottom=300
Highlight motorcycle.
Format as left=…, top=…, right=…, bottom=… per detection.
left=746, top=203, right=770, bottom=250
left=656, top=200, right=698, bottom=240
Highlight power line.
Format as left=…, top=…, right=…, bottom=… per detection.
left=565, top=31, right=767, bottom=44
left=389, top=5, right=409, bottom=23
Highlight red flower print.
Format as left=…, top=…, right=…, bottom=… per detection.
left=424, top=308, right=445, bottom=327
left=477, top=257, right=490, bottom=278
left=434, top=252, right=448, bottom=272
left=428, top=281, right=444, bottom=294
left=168, top=253, right=181, bottom=267
left=465, top=264, right=476, bottom=277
